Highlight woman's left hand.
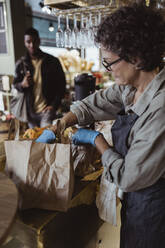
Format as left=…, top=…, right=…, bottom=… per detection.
left=72, top=128, right=111, bottom=154
left=72, top=128, right=101, bottom=146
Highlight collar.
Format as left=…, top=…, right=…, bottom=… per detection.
left=25, top=49, right=45, bottom=61
left=123, top=67, right=165, bottom=116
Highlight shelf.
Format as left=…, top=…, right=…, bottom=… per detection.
left=44, top=0, right=133, bottom=10
left=44, top=0, right=73, bottom=5
left=43, top=0, right=134, bottom=17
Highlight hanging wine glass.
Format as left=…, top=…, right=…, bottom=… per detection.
left=64, top=14, right=72, bottom=48
left=97, top=12, right=102, bottom=26
left=76, top=13, right=83, bottom=49
left=87, top=13, right=94, bottom=47
left=71, top=14, right=79, bottom=49
left=56, top=15, right=64, bottom=48
left=79, top=13, right=88, bottom=48
left=92, top=14, right=99, bottom=48
left=83, top=16, right=89, bottom=48
left=95, top=12, right=102, bottom=48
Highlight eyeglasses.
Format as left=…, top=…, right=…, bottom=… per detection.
left=102, top=58, right=122, bottom=71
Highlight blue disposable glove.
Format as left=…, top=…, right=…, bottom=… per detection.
left=72, top=128, right=101, bottom=146
left=35, top=129, right=56, bottom=144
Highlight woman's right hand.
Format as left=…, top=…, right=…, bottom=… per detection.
left=21, top=71, right=33, bottom=88
left=35, top=129, right=56, bottom=144
left=72, top=128, right=101, bottom=146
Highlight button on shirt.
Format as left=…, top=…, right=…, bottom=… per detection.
left=71, top=67, right=165, bottom=192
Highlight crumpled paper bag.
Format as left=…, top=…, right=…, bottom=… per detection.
left=5, top=140, right=74, bottom=211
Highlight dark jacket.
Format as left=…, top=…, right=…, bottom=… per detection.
left=13, top=50, right=66, bottom=116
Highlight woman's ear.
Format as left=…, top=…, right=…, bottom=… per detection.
left=134, top=58, right=141, bottom=70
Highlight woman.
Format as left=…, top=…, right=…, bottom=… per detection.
left=51, top=4, right=165, bottom=248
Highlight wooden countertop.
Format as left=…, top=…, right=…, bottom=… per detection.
left=17, top=178, right=98, bottom=231
left=0, top=172, right=18, bottom=245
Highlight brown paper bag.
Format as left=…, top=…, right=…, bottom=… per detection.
left=5, top=140, right=74, bottom=211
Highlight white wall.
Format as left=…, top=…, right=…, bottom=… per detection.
left=0, top=0, right=15, bottom=75
left=24, top=0, right=42, bottom=12
left=86, top=47, right=100, bottom=71
left=40, top=46, right=100, bottom=71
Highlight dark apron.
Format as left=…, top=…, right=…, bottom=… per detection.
left=111, top=108, right=165, bottom=248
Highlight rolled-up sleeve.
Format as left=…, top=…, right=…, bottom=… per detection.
left=101, top=107, right=165, bottom=192
left=70, top=84, right=124, bottom=126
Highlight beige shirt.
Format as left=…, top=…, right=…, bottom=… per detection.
left=32, top=59, right=47, bottom=113
left=71, top=67, right=165, bottom=193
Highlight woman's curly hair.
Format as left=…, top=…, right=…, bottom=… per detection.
left=95, top=4, right=165, bottom=71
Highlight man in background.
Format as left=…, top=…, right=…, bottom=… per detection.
left=13, top=27, right=66, bottom=127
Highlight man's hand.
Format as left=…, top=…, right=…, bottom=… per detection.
left=72, top=128, right=101, bottom=146
left=21, top=71, right=33, bottom=88
left=42, top=106, right=53, bottom=113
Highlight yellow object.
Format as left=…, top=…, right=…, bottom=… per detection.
left=23, top=127, right=46, bottom=140
left=82, top=167, right=103, bottom=181
left=63, top=126, right=77, bottom=138
left=146, top=0, right=150, bottom=6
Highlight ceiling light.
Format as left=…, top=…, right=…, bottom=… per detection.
left=42, top=6, right=52, bottom=14
left=49, top=23, right=54, bottom=32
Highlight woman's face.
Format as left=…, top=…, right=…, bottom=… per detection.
left=101, top=48, right=140, bottom=86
